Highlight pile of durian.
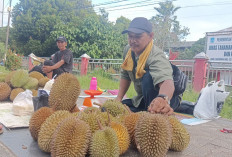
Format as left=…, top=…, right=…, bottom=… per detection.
left=28, top=73, right=190, bottom=157
left=0, top=69, right=50, bottom=102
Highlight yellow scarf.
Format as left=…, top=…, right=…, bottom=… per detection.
left=121, top=40, right=153, bottom=79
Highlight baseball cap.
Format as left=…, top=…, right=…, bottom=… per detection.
left=122, top=17, right=152, bottom=34
left=56, top=36, right=67, bottom=42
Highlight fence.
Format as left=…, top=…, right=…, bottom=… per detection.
left=22, top=55, right=232, bottom=92
left=207, top=61, right=232, bottom=86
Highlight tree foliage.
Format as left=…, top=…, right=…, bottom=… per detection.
left=11, top=0, right=93, bottom=56
left=10, top=0, right=128, bottom=59
left=178, top=37, right=206, bottom=59
left=151, top=0, right=189, bottom=51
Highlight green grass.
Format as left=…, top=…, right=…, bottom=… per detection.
left=77, top=70, right=232, bottom=119
left=76, top=69, right=137, bottom=98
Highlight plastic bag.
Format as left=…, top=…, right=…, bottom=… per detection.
left=32, top=90, right=49, bottom=111
left=12, top=89, right=34, bottom=116
left=193, top=80, right=230, bottom=120
left=43, top=74, right=56, bottom=92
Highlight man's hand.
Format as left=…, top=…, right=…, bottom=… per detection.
left=148, top=97, right=173, bottom=115
left=42, top=66, right=52, bottom=73
left=115, top=97, right=122, bottom=102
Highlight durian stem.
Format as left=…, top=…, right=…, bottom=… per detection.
left=93, top=102, right=102, bottom=107
left=123, top=104, right=132, bottom=114
left=97, top=119, right=103, bottom=130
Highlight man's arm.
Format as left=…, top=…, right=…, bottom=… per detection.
left=42, top=60, right=65, bottom=73
left=158, top=79, right=174, bottom=100
left=116, top=78, right=131, bottom=102
left=148, top=79, right=174, bottom=115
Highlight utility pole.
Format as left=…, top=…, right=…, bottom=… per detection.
left=1, top=0, right=4, bottom=27
left=4, top=0, right=11, bottom=62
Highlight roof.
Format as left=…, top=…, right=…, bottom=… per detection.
left=169, top=41, right=196, bottom=48
left=207, top=26, right=232, bottom=36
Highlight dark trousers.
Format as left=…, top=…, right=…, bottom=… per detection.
left=122, top=71, right=181, bottom=112
left=29, top=60, right=64, bottom=78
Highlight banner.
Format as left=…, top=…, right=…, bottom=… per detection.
left=206, top=34, right=232, bottom=61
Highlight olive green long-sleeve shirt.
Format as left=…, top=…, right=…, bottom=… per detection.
left=121, top=44, right=173, bottom=107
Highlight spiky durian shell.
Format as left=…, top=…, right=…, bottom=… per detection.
left=10, top=88, right=24, bottom=101
left=0, top=73, right=8, bottom=82
left=5, top=71, right=16, bottom=85
left=110, top=121, right=130, bottom=155
left=29, top=71, right=44, bottom=81
left=38, top=77, right=50, bottom=87
left=0, top=82, right=11, bottom=101
left=100, top=112, right=117, bottom=124
left=168, top=115, right=190, bottom=151
left=123, top=112, right=140, bottom=146
left=135, top=113, right=172, bottom=157
left=51, top=116, right=91, bottom=157
left=90, top=127, right=120, bottom=157
left=29, top=107, right=54, bottom=141
left=38, top=110, right=72, bottom=152
left=49, top=73, right=81, bottom=111
left=23, top=77, right=38, bottom=90
left=79, top=112, right=107, bottom=134
left=101, top=99, right=127, bottom=117
left=10, top=69, right=29, bottom=88
left=83, top=106, right=101, bottom=114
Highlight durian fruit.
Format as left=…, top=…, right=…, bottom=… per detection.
left=23, top=77, right=39, bottom=90
left=10, top=88, right=24, bottom=101
left=29, top=107, right=54, bottom=141
left=10, top=69, right=29, bottom=88
left=38, top=110, right=72, bottom=152
left=0, top=82, right=11, bottom=101
left=109, top=121, right=130, bottom=155
left=168, top=115, right=190, bottom=151
left=100, top=99, right=128, bottom=117
left=0, top=73, right=8, bottom=82
left=123, top=112, right=141, bottom=146
left=29, top=71, right=44, bottom=81
left=83, top=106, right=101, bottom=114
left=135, top=113, right=172, bottom=157
left=31, top=89, right=38, bottom=97
left=5, top=71, right=16, bottom=85
left=79, top=111, right=107, bottom=134
left=38, top=77, right=50, bottom=87
left=89, top=120, right=120, bottom=157
left=49, top=73, right=81, bottom=111
left=51, top=116, right=91, bottom=157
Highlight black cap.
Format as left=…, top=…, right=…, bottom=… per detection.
left=56, top=36, right=67, bottom=42
left=122, top=17, right=152, bottom=34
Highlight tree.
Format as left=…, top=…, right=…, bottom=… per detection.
left=11, top=0, right=94, bottom=56
left=151, top=0, right=189, bottom=51
left=115, top=16, right=131, bottom=45
left=178, top=37, right=206, bottom=59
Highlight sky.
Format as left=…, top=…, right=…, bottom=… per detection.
left=1, top=0, right=232, bottom=41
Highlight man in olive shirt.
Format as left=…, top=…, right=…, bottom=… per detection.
left=42, top=36, right=73, bottom=79
left=116, top=17, right=179, bottom=115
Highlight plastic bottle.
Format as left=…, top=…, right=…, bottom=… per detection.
left=89, top=77, right=97, bottom=90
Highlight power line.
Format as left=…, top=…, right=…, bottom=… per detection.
left=93, top=0, right=132, bottom=7
left=96, top=1, right=162, bottom=13
left=94, top=0, right=232, bottom=13
left=94, top=0, right=155, bottom=9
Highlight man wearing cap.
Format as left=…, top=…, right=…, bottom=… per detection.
left=42, top=36, right=73, bottom=79
left=116, top=17, right=177, bottom=115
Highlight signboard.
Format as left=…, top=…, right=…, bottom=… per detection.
left=206, top=34, right=232, bottom=61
